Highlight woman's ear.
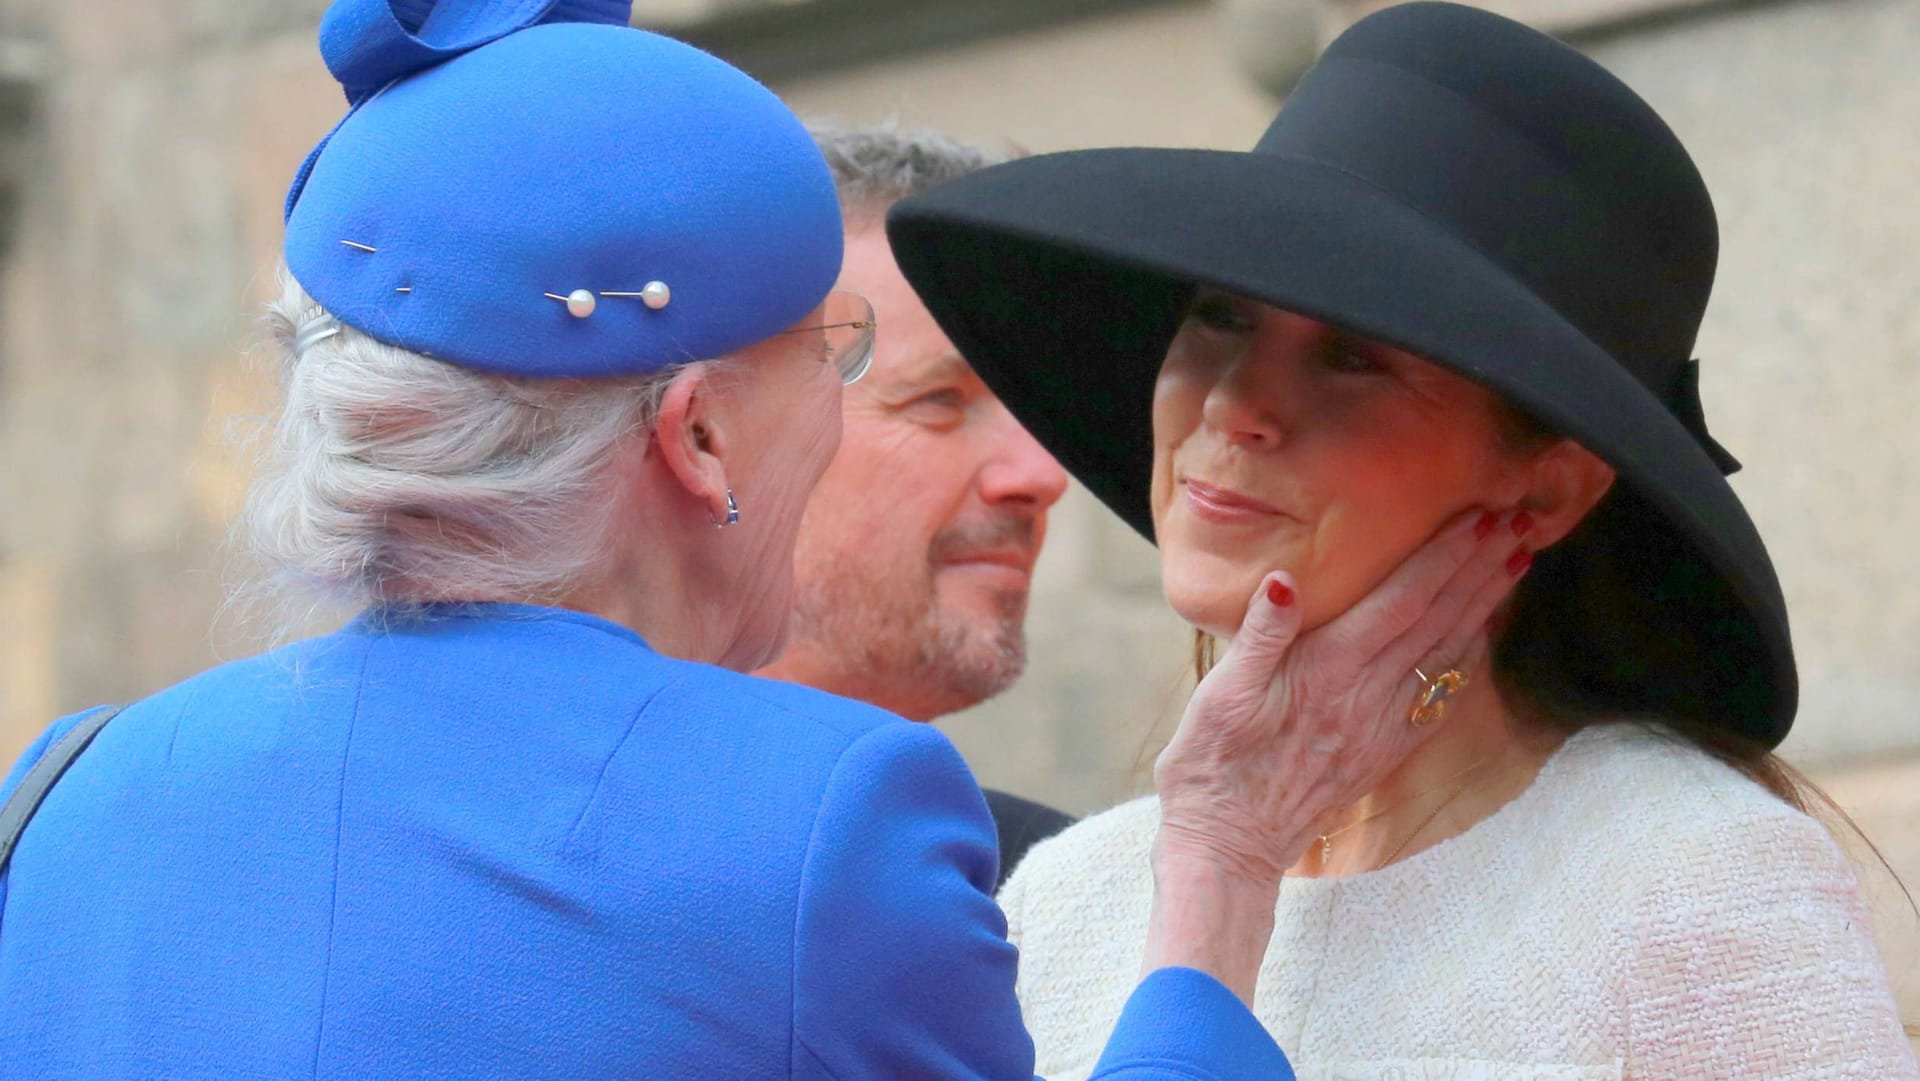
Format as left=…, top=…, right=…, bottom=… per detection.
left=1518, top=439, right=1617, bottom=548
left=652, top=366, right=735, bottom=525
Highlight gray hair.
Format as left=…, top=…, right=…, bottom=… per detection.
left=807, top=120, right=1013, bottom=220
left=243, top=267, right=703, bottom=612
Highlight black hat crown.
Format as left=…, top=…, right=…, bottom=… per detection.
left=1262, top=4, right=1715, bottom=412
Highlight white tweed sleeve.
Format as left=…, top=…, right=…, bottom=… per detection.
left=1622, top=802, right=1918, bottom=1080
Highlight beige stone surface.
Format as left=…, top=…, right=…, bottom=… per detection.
left=1815, top=753, right=1920, bottom=1047
left=0, top=0, right=1911, bottom=1040
left=779, top=3, right=1277, bottom=153
left=0, top=561, right=57, bottom=736
left=1326, top=0, right=1725, bottom=38
left=0, top=6, right=336, bottom=744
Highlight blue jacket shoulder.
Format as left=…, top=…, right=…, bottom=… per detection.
left=655, top=661, right=912, bottom=744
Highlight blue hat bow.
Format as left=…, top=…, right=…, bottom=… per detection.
left=286, top=0, right=630, bottom=222
left=320, top=0, right=631, bottom=105
left=1669, top=359, right=1742, bottom=476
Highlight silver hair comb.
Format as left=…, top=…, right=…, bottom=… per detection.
left=291, top=313, right=342, bottom=359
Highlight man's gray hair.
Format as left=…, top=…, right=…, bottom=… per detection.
left=243, top=266, right=709, bottom=613
left=808, top=120, right=1013, bottom=220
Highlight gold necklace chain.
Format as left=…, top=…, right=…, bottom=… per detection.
left=1374, top=772, right=1481, bottom=869
left=1314, top=755, right=1491, bottom=866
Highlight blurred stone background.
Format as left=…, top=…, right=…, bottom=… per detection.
left=0, top=0, right=1914, bottom=1032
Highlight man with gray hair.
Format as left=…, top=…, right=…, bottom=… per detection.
left=755, top=123, right=1074, bottom=888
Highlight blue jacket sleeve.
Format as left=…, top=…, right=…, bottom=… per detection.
left=1092, top=968, right=1297, bottom=1080
left=789, top=719, right=1293, bottom=1080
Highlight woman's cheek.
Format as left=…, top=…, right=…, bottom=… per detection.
left=1148, top=457, right=1175, bottom=531
left=1149, top=402, right=1205, bottom=532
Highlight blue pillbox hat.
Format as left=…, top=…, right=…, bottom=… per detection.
left=283, top=0, right=843, bottom=379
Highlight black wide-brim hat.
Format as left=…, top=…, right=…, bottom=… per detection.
left=889, top=2, right=1797, bottom=745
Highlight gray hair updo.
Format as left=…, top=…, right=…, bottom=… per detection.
left=245, top=267, right=704, bottom=611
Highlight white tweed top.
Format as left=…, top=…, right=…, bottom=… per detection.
left=1001, top=724, right=1918, bottom=1081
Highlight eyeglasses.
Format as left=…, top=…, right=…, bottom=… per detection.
left=780, top=290, right=876, bottom=385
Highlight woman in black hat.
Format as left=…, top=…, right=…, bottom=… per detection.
left=889, top=3, right=1917, bottom=1077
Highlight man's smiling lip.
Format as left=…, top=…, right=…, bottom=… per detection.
left=1181, top=478, right=1288, bottom=524
left=936, top=548, right=1034, bottom=572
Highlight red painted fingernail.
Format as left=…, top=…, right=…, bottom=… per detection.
left=1473, top=511, right=1498, bottom=540
left=1267, top=580, right=1293, bottom=607
left=1506, top=548, right=1533, bottom=576
left=1511, top=511, right=1535, bottom=537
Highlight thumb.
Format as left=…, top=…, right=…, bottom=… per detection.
left=1225, top=573, right=1304, bottom=667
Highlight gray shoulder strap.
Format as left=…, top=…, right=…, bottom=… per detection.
left=0, top=706, right=123, bottom=878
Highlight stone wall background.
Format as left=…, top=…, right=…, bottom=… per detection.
left=0, top=0, right=1915, bottom=1027
left=0, top=0, right=338, bottom=747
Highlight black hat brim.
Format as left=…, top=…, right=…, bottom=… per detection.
left=888, top=148, right=1795, bottom=745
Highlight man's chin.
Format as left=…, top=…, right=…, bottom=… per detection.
left=924, top=611, right=1027, bottom=698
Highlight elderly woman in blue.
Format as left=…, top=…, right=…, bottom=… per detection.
left=0, top=2, right=1517, bottom=1078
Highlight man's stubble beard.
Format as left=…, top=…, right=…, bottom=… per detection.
left=785, top=519, right=1034, bottom=719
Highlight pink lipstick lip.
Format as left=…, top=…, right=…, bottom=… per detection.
left=1182, top=478, right=1285, bottom=521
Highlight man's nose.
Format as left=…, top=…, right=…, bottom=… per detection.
left=978, top=402, right=1070, bottom=512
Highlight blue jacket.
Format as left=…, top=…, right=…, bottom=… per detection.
left=0, top=604, right=1290, bottom=1078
